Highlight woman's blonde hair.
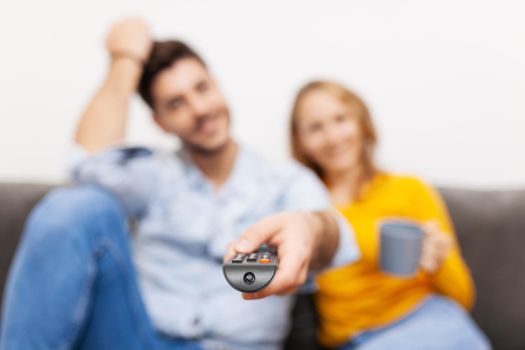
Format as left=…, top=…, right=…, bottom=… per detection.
left=289, top=80, right=379, bottom=198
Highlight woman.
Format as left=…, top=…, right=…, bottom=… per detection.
left=289, top=80, right=490, bottom=349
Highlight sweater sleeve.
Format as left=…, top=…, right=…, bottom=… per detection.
left=410, top=178, right=475, bottom=310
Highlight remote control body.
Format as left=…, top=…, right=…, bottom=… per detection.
left=223, top=248, right=278, bottom=293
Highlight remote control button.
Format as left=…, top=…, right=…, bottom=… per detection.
left=247, top=253, right=258, bottom=262
left=243, top=272, right=256, bottom=285
left=232, top=254, right=245, bottom=263
left=259, top=258, right=271, bottom=264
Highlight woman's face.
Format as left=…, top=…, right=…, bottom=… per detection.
left=296, top=90, right=364, bottom=175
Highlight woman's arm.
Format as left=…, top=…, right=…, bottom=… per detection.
left=411, top=178, right=475, bottom=310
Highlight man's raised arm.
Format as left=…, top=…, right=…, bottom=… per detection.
left=75, top=18, right=152, bottom=153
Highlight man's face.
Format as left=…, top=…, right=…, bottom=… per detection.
left=151, top=58, right=231, bottom=154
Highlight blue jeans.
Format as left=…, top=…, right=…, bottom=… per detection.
left=340, top=295, right=491, bottom=350
left=0, top=186, right=202, bottom=350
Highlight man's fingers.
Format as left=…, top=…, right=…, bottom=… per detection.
left=233, top=214, right=287, bottom=253
left=242, top=245, right=308, bottom=300
left=241, top=273, right=300, bottom=300
left=223, top=242, right=237, bottom=264
left=242, top=283, right=298, bottom=300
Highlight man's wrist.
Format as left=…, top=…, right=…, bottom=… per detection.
left=110, top=50, right=147, bottom=66
left=304, top=211, right=324, bottom=238
left=106, top=53, right=145, bottom=97
left=305, top=211, right=339, bottom=270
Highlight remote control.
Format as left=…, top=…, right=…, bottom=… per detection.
left=223, top=247, right=278, bottom=293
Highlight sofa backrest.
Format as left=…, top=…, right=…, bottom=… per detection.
left=439, top=188, right=525, bottom=350
left=0, top=183, right=54, bottom=305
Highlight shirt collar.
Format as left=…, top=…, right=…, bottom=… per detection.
left=176, top=145, right=259, bottom=200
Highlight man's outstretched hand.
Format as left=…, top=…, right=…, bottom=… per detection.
left=224, top=211, right=339, bottom=300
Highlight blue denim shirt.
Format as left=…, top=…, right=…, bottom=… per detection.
left=71, top=145, right=359, bottom=350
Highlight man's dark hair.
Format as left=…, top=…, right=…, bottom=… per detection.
left=138, top=40, right=207, bottom=109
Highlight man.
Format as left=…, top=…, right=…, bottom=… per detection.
left=0, top=18, right=359, bottom=350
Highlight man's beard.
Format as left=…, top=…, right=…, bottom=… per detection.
left=183, top=136, right=232, bottom=157
left=183, top=109, right=232, bottom=157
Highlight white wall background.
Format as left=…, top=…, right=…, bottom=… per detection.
left=0, top=0, right=524, bottom=188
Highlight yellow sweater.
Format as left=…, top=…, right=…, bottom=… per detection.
left=316, top=173, right=475, bottom=348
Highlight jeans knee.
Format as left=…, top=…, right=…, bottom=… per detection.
left=22, top=185, right=127, bottom=246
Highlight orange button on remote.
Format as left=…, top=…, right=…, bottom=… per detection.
left=259, top=258, right=271, bottom=264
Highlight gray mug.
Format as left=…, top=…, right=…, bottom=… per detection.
left=379, top=220, right=424, bottom=276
